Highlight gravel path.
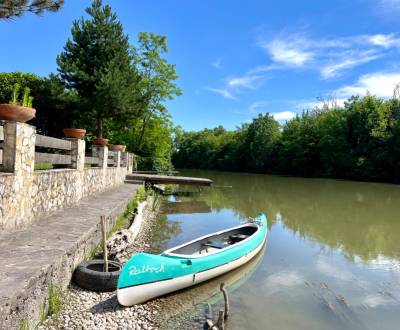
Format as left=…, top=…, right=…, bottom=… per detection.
left=39, top=198, right=163, bottom=330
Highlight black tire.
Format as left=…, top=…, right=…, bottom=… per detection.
left=74, top=259, right=122, bottom=292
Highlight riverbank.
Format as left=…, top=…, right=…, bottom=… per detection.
left=39, top=194, right=162, bottom=330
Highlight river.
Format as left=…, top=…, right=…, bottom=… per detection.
left=149, top=170, right=400, bottom=330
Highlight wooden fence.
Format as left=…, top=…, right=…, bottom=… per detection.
left=0, top=125, right=3, bottom=167
left=35, top=134, right=73, bottom=165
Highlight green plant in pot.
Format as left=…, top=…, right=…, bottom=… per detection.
left=0, top=83, right=36, bottom=122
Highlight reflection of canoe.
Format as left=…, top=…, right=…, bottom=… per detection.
left=161, top=241, right=267, bottom=329
left=117, top=213, right=268, bottom=306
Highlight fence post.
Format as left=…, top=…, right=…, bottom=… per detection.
left=2, top=122, right=35, bottom=174
left=92, top=145, right=108, bottom=169
left=68, top=138, right=85, bottom=170
left=120, top=152, right=127, bottom=168
left=115, top=151, right=121, bottom=168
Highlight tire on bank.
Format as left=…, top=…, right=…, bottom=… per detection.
left=74, top=259, right=122, bottom=292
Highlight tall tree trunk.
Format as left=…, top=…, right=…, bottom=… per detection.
left=96, top=116, right=103, bottom=138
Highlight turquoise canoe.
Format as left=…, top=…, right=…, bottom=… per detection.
left=117, top=213, right=268, bottom=306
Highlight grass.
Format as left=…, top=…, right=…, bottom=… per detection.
left=107, top=185, right=148, bottom=238
left=34, top=163, right=53, bottom=171
left=19, top=284, right=67, bottom=329
left=151, top=189, right=160, bottom=211
left=47, top=283, right=65, bottom=317
left=18, top=319, right=31, bottom=330
left=84, top=186, right=149, bottom=261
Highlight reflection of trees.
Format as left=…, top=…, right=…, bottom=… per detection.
left=182, top=170, right=400, bottom=262
left=150, top=214, right=182, bottom=253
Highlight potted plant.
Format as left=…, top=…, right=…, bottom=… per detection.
left=92, top=137, right=109, bottom=146
left=63, top=123, right=86, bottom=139
left=0, top=83, right=36, bottom=122
left=108, top=144, right=125, bottom=152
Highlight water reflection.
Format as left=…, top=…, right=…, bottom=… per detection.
left=152, top=170, right=400, bottom=330
left=186, top=170, right=400, bottom=263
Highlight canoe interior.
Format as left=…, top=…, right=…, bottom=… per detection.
left=168, top=225, right=258, bottom=256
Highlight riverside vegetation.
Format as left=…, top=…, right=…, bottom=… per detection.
left=1, top=1, right=400, bottom=183
left=174, top=94, right=400, bottom=183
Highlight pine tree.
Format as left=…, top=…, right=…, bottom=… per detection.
left=0, top=0, right=64, bottom=19
left=57, top=0, right=139, bottom=138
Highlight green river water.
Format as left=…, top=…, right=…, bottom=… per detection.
left=149, top=170, right=400, bottom=330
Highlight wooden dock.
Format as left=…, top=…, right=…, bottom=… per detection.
left=132, top=170, right=179, bottom=175
left=125, top=173, right=212, bottom=186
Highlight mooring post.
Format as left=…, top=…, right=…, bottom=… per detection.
left=100, top=215, right=108, bottom=272
left=217, top=310, right=225, bottom=330
left=205, top=319, right=219, bottom=330
left=220, top=283, right=229, bottom=319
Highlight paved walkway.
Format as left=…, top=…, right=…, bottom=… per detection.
left=0, top=183, right=140, bottom=329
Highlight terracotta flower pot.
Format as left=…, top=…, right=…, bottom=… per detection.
left=92, top=137, right=109, bottom=146
left=108, top=144, right=125, bottom=152
left=0, top=104, right=36, bottom=123
left=63, top=128, right=86, bottom=139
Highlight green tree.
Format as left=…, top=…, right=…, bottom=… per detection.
left=0, top=0, right=63, bottom=19
left=57, top=0, right=139, bottom=138
left=0, top=71, right=79, bottom=136
left=240, top=114, right=281, bottom=172
left=132, top=32, right=182, bottom=151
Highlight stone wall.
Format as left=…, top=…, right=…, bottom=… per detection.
left=0, top=122, right=133, bottom=232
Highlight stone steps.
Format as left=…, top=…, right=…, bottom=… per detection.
left=0, top=183, right=140, bottom=329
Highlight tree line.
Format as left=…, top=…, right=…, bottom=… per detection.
left=173, top=94, right=400, bottom=183
left=0, top=0, right=180, bottom=172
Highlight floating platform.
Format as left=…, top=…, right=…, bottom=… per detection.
left=125, top=173, right=212, bottom=186
left=133, top=170, right=179, bottom=175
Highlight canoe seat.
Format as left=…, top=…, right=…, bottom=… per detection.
left=202, top=241, right=225, bottom=249
left=229, top=234, right=249, bottom=243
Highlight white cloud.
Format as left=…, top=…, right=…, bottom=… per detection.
left=206, top=73, right=266, bottom=100
left=227, top=74, right=263, bottom=89
left=316, top=257, right=353, bottom=281
left=335, top=71, right=400, bottom=98
left=262, top=36, right=313, bottom=66
left=362, top=294, right=396, bottom=308
left=272, top=111, right=296, bottom=121
left=258, top=32, right=400, bottom=79
left=264, top=270, right=304, bottom=293
left=367, top=33, right=400, bottom=48
left=205, top=87, right=236, bottom=100
left=248, top=101, right=268, bottom=114
left=379, top=0, right=400, bottom=11
left=211, top=58, right=222, bottom=69
left=321, top=50, right=381, bottom=79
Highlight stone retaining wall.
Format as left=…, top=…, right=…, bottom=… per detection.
left=0, top=122, right=133, bottom=232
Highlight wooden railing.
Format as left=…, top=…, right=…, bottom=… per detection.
left=0, top=125, right=3, bottom=166
left=0, top=121, right=131, bottom=172
left=35, top=134, right=72, bottom=166
left=84, top=156, right=99, bottom=166
left=108, top=150, right=117, bottom=167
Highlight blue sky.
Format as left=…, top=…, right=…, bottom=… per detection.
left=1, top=0, right=400, bottom=130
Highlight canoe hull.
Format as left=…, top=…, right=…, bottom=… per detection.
left=117, top=230, right=267, bottom=306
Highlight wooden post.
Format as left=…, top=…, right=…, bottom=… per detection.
left=217, top=310, right=225, bottom=330
left=101, top=215, right=108, bottom=272
left=220, top=283, right=229, bottom=319
left=205, top=319, right=219, bottom=330
left=205, top=303, right=213, bottom=319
